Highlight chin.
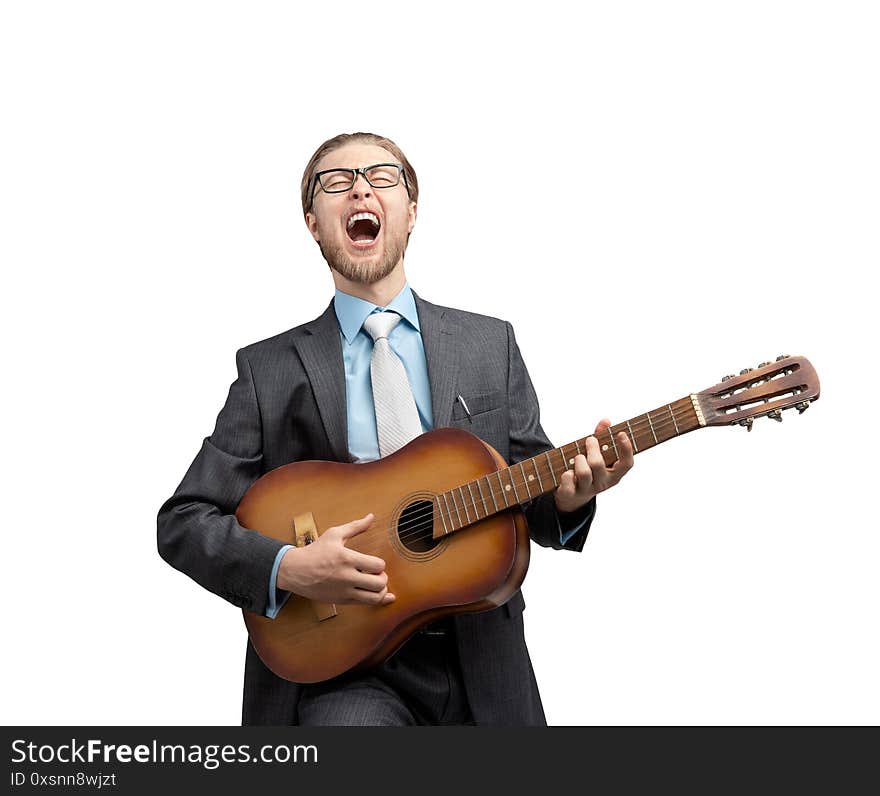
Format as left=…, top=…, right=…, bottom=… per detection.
left=321, top=236, right=405, bottom=285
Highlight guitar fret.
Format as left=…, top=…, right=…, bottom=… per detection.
left=509, top=469, right=522, bottom=503
left=544, top=452, right=558, bottom=486
left=426, top=396, right=706, bottom=540
left=496, top=471, right=510, bottom=506
left=458, top=486, right=471, bottom=523
left=646, top=411, right=658, bottom=444
left=466, top=482, right=480, bottom=519
left=532, top=458, right=544, bottom=492
left=427, top=397, right=705, bottom=540
left=485, top=475, right=500, bottom=511
left=668, top=403, right=680, bottom=435
left=442, top=492, right=457, bottom=531
left=609, top=430, right=619, bottom=459
left=475, top=479, right=490, bottom=515
left=448, top=488, right=458, bottom=524
left=625, top=420, right=639, bottom=452
left=435, top=496, right=450, bottom=535
left=450, top=490, right=463, bottom=528
left=518, top=462, right=532, bottom=498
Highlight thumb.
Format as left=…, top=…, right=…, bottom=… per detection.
left=338, top=512, right=375, bottom=541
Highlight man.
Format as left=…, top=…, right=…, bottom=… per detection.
left=157, top=132, right=634, bottom=725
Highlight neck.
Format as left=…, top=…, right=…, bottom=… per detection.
left=331, top=260, right=407, bottom=307
left=432, top=395, right=705, bottom=538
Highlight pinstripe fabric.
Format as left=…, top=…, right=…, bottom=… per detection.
left=158, top=289, right=597, bottom=726
left=297, top=633, right=474, bottom=726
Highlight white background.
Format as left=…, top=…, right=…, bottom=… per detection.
left=2, top=1, right=877, bottom=725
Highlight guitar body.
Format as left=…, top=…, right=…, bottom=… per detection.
left=234, top=355, right=820, bottom=685
left=237, top=427, right=531, bottom=684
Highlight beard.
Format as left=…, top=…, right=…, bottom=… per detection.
left=319, top=231, right=407, bottom=285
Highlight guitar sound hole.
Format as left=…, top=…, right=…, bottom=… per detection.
left=397, top=499, right=441, bottom=553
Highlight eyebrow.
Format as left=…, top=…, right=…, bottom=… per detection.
left=317, top=162, right=399, bottom=171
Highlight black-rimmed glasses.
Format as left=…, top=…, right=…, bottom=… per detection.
left=310, top=163, right=409, bottom=208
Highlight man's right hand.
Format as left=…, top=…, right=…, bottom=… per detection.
left=276, top=513, right=395, bottom=606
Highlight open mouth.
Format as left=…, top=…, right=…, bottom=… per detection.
left=346, top=211, right=381, bottom=247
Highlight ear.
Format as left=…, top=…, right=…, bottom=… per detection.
left=305, top=210, right=320, bottom=242
left=407, top=201, right=417, bottom=234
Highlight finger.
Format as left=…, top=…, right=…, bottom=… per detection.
left=584, top=436, right=606, bottom=481
left=350, top=586, right=396, bottom=605
left=572, top=453, right=593, bottom=490
left=348, top=569, right=388, bottom=593
left=338, top=512, right=375, bottom=541
left=594, top=417, right=612, bottom=435
left=612, top=431, right=634, bottom=470
left=557, top=468, right=577, bottom=497
left=346, top=549, right=386, bottom=574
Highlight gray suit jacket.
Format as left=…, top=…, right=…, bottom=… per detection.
left=157, top=290, right=595, bottom=725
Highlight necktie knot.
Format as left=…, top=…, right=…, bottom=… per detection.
left=363, top=310, right=402, bottom=342
left=360, top=309, right=421, bottom=458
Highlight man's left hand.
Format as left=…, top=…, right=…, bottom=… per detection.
left=554, top=418, right=634, bottom=514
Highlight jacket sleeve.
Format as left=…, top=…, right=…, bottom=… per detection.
left=156, top=349, right=288, bottom=613
left=505, top=321, right=596, bottom=552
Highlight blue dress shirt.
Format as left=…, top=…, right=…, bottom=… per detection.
left=265, top=282, right=588, bottom=618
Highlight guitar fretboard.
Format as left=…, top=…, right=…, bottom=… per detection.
left=433, top=395, right=702, bottom=537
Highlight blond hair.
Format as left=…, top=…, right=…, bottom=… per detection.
left=300, top=132, right=419, bottom=217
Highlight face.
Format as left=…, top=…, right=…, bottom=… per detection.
left=305, top=143, right=417, bottom=285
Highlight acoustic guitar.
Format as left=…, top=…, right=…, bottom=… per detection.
left=237, top=355, right=820, bottom=683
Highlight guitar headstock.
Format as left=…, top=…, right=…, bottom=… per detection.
left=695, top=355, right=820, bottom=430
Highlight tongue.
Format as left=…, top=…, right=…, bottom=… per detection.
left=348, top=218, right=378, bottom=242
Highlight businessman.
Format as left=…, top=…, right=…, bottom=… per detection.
left=157, top=132, right=634, bottom=725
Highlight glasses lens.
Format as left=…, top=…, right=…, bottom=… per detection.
left=364, top=165, right=401, bottom=188
left=319, top=170, right=355, bottom=193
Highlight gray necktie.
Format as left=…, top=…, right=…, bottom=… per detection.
left=362, top=310, right=423, bottom=458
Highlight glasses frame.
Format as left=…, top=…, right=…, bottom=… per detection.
left=309, top=163, right=410, bottom=209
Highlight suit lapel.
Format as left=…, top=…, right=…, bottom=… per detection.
left=292, top=298, right=351, bottom=462
left=413, top=289, right=460, bottom=430
left=292, top=289, right=461, bottom=464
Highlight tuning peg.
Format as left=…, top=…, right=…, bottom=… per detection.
left=740, top=368, right=754, bottom=375
left=721, top=374, right=735, bottom=382
left=739, top=418, right=754, bottom=432
left=758, top=361, right=772, bottom=368
left=776, top=354, right=790, bottom=361
left=767, top=409, right=783, bottom=422
left=796, top=401, right=811, bottom=414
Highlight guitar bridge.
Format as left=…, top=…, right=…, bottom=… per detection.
left=293, top=512, right=338, bottom=622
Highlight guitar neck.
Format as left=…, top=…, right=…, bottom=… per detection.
left=433, top=394, right=704, bottom=536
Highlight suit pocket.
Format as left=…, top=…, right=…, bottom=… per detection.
left=452, top=389, right=503, bottom=420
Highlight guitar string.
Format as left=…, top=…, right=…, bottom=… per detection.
left=354, top=404, right=697, bottom=550
left=339, top=404, right=701, bottom=555
left=298, top=384, right=797, bottom=551
left=286, top=384, right=805, bottom=563
left=329, top=390, right=798, bottom=563
left=385, top=402, right=696, bottom=543
left=350, top=408, right=693, bottom=553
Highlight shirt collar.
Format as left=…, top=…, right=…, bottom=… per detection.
left=333, top=281, right=421, bottom=345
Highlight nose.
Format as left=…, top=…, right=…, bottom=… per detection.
left=349, top=171, right=372, bottom=201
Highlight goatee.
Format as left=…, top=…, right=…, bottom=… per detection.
left=320, top=237, right=406, bottom=285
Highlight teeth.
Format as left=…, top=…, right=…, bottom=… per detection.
left=347, top=212, right=380, bottom=230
